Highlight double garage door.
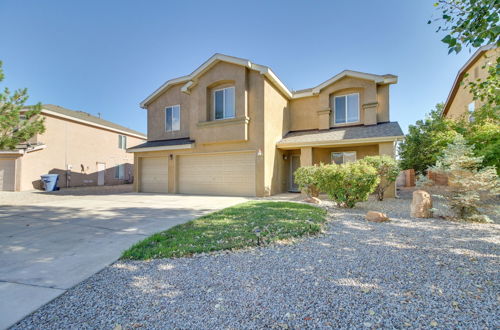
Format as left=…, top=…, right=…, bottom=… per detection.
left=140, top=152, right=256, bottom=196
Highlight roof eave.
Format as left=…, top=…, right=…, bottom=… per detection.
left=276, top=135, right=404, bottom=149
left=127, top=143, right=194, bottom=153
left=442, top=44, right=496, bottom=117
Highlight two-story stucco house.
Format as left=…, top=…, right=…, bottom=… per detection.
left=442, top=44, right=499, bottom=119
left=0, top=104, right=146, bottom=191
left=129, top=54, right=404, bottom=197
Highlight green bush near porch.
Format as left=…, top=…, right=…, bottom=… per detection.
left=122, top=201, right=327, bottom=260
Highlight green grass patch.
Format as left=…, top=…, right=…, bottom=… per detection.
left=121, top=201, right=327, bottom=260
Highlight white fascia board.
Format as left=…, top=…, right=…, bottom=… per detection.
left=140, top=75, right=190, bottom=108
left=0, top=150, right=24, bottom=154
left=41, top=109, right=146, bottom=139
left=252, top=64, right=293, bottom=99
left=127, top=143, right=194, bottom=153
left=25, top=145, right=47, bottom=153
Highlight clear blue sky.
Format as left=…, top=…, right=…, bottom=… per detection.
left=0, top=0, right=477, bottom=134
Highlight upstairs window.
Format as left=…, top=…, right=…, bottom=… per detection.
left=165, top=105, right=180, bottom=132
left=214, top=87, right=235, bottom=120
left=118, top=135, right=127, bottom=149
left=468, top=102, right=475, bottom=122
left=331, top=151, right=356, bottom=165
left=333, top=93, right=359, bottom=124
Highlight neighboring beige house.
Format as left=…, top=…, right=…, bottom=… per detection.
left=129, top=54, right=404, bottom=197
left=442, top=44, right=499, bottom=119
left=0, top=104, right=146, bottom=191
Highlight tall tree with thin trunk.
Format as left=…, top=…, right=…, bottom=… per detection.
left=0, top=61, right=45, bottom=150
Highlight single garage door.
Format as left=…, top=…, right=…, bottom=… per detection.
left=178, top=152, right=256, bottom=196
left=0, top=159, right=16, bottom=191
left=140, top=157, right=168, bottom=193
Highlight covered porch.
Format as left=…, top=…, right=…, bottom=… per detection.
left=275, top=122, right=404, bottom=197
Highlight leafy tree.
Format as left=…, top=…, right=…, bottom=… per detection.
left=399, top=104, right=457, bottom=175
left=0, top=61, right=45, bottom=150
left=429, top=0, right=499, bottom=54
left=430, top=134, right=499, bottom=222
left=360, top=155, right=400, bottom=201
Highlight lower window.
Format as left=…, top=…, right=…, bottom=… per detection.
left=115, top=164, right=125, bottom=179
left=331, top=151, right=356, bottom=165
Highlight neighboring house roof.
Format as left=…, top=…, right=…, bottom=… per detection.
left=37, top=104, right=146, bottom=139
left=277, top=122, right=404, bottom=148
left=442, top=44, right=496, bottom=117
left=0, top=143, right=47, bottom=155
left=140, top=54, right=398, bottom=108
left=127, top=137, right=195, bottom=153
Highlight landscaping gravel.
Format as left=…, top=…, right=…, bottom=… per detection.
left=14, top=189, right=500, bottom=329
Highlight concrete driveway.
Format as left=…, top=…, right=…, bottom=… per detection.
left=0, top=191, right=249, bottom=329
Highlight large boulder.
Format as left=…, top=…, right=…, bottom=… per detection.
left=410, top=190, right=433, bottom=218
left=366, top=211, right=389, bottom=222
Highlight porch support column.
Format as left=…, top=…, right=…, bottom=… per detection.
left=300, top=147, right=313, bottom=167
left=379, top=141, right=396, bottom=198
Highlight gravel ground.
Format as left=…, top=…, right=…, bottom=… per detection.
left=0, top=184, right=133, bottom=206
left=13, top=189, right=500, bottom=329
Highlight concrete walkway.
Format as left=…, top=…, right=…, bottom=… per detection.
left=0, top=191, right=249, bottom=329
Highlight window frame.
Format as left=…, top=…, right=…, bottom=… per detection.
left=333, top=93, right=360, bottom=125
left=331, top=151, right=357, bottom=164
left=165, top=105, right=181, bottom=132
left=213, top=86, right=236, bottom=120
left=115, top=164, right=125, bottom=179
left=468, top=101, right=475, bottom=123
left=118, top=135, right=127, bottom=150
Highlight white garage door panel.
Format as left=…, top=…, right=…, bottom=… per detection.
left=0, top=159, right=16, bottom=191
left=140, top=157, right=168, bottom=193
left=178, top=152, right=255, bottom=196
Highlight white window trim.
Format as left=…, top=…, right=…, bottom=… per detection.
left=333, top=93, right=360, bottom=125
left=115, top=164, right=125, bottom=179
left=118, top=135, right=127, bottom=150
left=331, top=151, right=357, bottom=164
left=213, top=86, right=235, bottom=120
left=165, top=105, right=181, bottom=132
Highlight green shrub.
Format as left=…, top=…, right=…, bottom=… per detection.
left=294, top=165, right=321, bottom=197
left=360, top=155, right=400, bottom=201
left=316, top=162, right=379, bottom=208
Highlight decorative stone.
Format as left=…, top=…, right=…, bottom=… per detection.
left=365, top=211, right=389, bottom=222
left=304, top=197, right=321, bottom=204
left=410, top=190, right=433, bottom=218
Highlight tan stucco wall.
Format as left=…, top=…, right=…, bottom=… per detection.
left=18, top=115, right=145, bottom=191
left=288, top=76, right=390, bottom=131
left=446, top=48, right=499, bottom=119
left=141, top=62, right=269, bottom=196
left=263, top=77, right=290, bottom=195
left=312, top=144, right=379, bottom=164
left=141, top=60, right=397, bottom=197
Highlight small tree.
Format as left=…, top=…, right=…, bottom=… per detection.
left=399, top=104, right=457, bottom=175
left=360, top=155, right=400, bottom=201
left=0, top=61, right=45, bottom=150
left=294, top=165, right=321, bottom=198
left=430, top=134, right=499, bottom=222
left=315, top=162, right=379, bottom=208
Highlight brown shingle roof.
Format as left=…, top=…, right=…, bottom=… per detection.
left=41, top=104, right=146, bottom=138
left=278, top=122, right=403, bottom=146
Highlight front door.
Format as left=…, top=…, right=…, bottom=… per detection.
left=97, top=163, right=105, bottom=186
left=289, top=155, right=300, bottom=192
